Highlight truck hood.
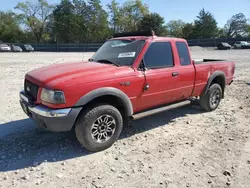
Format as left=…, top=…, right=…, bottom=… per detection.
left=26, top=61, right=135, bottom=89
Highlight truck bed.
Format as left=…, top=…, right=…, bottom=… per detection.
left=192, top=59, right=235, bottom=97
left=193, top=59, right=227, bottom=64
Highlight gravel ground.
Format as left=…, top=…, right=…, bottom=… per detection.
left=0, top=49, right=250, bottom=188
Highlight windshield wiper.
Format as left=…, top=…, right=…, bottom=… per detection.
left=96, top=59, right=120, bottom=67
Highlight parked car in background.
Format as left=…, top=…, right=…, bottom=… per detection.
left=217, top=42, right=231, bottom=50
left=247, top=42, right=250, bottom=49
left=234, top=41, right=249, bottom=49
left=21, top=44, right=34, bottom=52
left=10, top=45, right=23, bottom=52
left=0, top=44, right=11, bottom=52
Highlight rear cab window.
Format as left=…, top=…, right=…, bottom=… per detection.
left=176, top=42, right=191, bottom=66
left=143, top=42, right=174, bottom=69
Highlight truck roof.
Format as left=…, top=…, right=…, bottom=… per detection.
left=110, top=30, right=187, bottom=42
left=111, top=36, right=187, bottom=42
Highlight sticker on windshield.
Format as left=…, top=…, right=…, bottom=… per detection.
left=118, top=52, right=136, bottom=58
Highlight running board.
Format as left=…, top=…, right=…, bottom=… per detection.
left=132, top=100, right=191, bottom=120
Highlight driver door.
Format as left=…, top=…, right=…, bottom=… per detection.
left=135, top=42, right=183, bottom=111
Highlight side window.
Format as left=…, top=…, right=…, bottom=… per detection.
left=176, top=42, right=191, bottom=66
left=144, top=42, right=174, bottom=69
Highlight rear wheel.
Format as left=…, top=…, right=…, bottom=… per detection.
left=75, top=104, right=123, bottom=152
left=200, top=84, right=222, bottom=112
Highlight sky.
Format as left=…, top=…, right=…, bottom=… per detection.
left=1, top=0, right=250, bottom=27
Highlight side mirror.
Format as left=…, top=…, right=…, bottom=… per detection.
left=138, top=59, right=147, bottom=71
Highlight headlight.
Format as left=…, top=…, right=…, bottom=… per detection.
left=41, top=88, right=66, bottom=104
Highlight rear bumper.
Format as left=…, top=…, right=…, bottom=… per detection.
left=20, top=91, right=82, bottom=132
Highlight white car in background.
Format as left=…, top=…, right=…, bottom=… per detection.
left=234, top=41, right=249, bottom=49
left=247, top=42, right=250, bottom=49
left=10, top=45, right=23, bottom=52
left=0, top=44, right=11, bottom=52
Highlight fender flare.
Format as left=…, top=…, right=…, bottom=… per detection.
left=74, top=87, right=133, bottom=116
left=202, top=71, right=226, bottom=97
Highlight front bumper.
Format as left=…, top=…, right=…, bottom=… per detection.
left=0, top=49, right=11, bottom=52
left=20, top=91, right=82, bottom=132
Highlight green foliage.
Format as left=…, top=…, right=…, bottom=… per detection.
left=217, top=28, right=227, bottom=38
left=248, top=25, right=250, bottom=37
left=182, top=23, right=195, bottom=39
left=52, top=0, right=110, bottom=43
left=86, top=0, right=110, bottom=42
left=167, top=20, right=185, bottom=38
left=107, top=0, right=122, bottom=33
left=52, top=0, right=84, bottom=43
left=15, top=0, right=55, bottom=43
left=138, top=13, right=168, bottom=36
left=224, top=13, right=248, bottom=37
left=120, top=0, right=149, bottom=32
left=0, top=1, right=250, bottom=43
left=192, top=8, right=218, bottom=39
left=0, top=11, right=25, bottom=43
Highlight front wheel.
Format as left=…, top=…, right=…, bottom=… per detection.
left=199, top=84, right=222, bottom=112
left=75, top=104, right=123, bottom=152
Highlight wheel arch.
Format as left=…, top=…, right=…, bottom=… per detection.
left=202, top=71, right=226, bottom=98
left=74, top=87, right=133, bottom=117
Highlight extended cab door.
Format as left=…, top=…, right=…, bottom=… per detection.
left=134, top=41, right=185, bottom=111
left=174, top=41, right=195, bottom=98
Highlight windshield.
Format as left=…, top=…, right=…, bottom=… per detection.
left=90, top=39, right=145, bottom=66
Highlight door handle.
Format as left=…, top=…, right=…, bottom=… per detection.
left=144, top=83, right=150, bottom=91
left=172, top=72, right=179, bottom=77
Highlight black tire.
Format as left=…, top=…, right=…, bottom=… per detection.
left=75, top=104, right=123, bottom=152
left=200, top=83, right=222, bottom=112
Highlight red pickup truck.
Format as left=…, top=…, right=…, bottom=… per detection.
left=19, top=30, right=235, bottom=152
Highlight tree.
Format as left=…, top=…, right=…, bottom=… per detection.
left=193, top=8, right=218, bottom=39
left=86, top=0, right=110, bottom=42
left=53, top=0, right=85, bottom=43
left=15, top=0, right=55, bottom=43
left=167, top=19, right=185, bottom=37
left=217, top=28, right=227, bottom=38
left=138, top=13, right=168, bottom=36
left=224, top=13, right=248, bottom=37
left=120, top=0, right=149, bottom=32
left=248, top=25, right=250, bottom=37
left=182, top=23, right=194, bottom=39
left=52, top=0, right=110, bottom=43
left=0, top=11, right=25, bottom=43
left=107, top=0, right=122, bottom=33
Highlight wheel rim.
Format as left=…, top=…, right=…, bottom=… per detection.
left=91, top=115, right=116, bottom=143
left=210, top=89, right=221, bottom=108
